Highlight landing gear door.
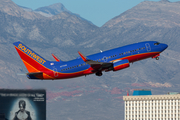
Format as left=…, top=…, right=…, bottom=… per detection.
left=145, top=43, right=151, bottom=52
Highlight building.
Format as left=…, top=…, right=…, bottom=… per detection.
left=123, top=90, right=180, bottom=120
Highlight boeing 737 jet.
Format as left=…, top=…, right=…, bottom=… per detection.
left=13, top=41, right=168, bottom=80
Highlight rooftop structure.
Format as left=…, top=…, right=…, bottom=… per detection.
left=132, top=89, right=152, bottom=96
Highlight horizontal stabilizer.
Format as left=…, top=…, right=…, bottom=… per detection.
left=78, top=51, right=89, bottom=62
left=51, top=53, right=60, bottom=62
left=26, top=72, right=43, bottom=79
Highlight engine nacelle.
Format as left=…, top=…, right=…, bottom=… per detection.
left=113, top=59, right=130, bottom=71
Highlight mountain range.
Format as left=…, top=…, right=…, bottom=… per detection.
left=1, top=0, right=180, bottom=119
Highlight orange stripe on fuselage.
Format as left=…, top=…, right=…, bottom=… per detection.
left=22, top=59, right=54, bottom=79
left=43, top=73, right=55, bottom=79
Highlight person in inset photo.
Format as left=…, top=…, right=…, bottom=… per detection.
left=13, top=100, right=32, bottom=120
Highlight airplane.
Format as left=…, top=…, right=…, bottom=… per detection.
left=13, top=41, right=168, bottom=80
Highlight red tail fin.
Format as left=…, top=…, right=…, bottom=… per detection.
left=13, top=41, right=54, bottom=79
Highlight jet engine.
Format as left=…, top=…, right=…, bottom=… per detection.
left=113, top=59, right=130, bottom=71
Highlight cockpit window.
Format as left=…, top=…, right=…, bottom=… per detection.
left=154, top=42, right=160, bottom=45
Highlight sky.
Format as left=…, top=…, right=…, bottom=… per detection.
left=12, top=0, right=179, bottom=27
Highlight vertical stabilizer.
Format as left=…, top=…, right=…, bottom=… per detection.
left=13, top=41, right=50, bottom=73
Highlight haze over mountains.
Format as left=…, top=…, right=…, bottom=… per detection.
left=1, top=0, right=180, bottom=119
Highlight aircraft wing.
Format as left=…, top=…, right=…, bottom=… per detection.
left=78, top=51, right=113, bottom=72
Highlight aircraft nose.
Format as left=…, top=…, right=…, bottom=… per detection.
left=161, top=43, right=168, bottom=51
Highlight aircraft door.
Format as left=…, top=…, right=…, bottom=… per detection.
left=103, top=56, right=107, bottom=62
left=53, top=67, right=58, bottom=77
left=145, top=43, right=151, bottom=52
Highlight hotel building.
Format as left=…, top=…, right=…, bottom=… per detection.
left=123, top=90, right=180, bottom=120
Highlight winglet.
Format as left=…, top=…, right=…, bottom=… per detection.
left=78, top=51, right=88, bottom=62
left=51, top=53, right=60, bottom=62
